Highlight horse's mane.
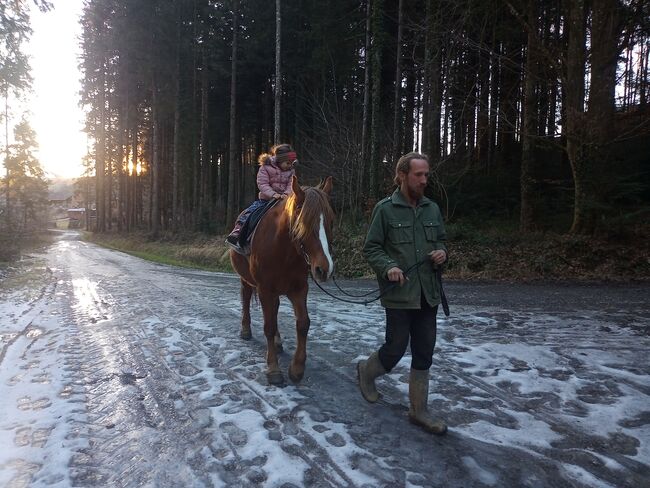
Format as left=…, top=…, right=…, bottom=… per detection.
left=286, top=182, right=334, bottom=242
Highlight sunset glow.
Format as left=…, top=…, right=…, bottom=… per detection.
left=26, top=1, right=86, bottom=179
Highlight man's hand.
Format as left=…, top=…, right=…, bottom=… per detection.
left=429, top=250, right=447, bottom=266
left=387, top=267, right=406, bottom=285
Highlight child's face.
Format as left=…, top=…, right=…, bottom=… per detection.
left=279, top=159, right=295, bottom=171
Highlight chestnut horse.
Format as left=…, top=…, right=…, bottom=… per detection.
left=230, top=175, right=334, bottom=385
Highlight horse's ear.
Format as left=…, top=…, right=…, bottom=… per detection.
left=291, top=175, right=304, bottom=204
left=322, top=176, right=333, bottom=195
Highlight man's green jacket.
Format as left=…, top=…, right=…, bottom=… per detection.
left=363, top=189, right=447, bottom=309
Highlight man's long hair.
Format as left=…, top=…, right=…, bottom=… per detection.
left=394, top=152, right=429, bottom=185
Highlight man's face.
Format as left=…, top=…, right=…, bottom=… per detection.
left=402, top=158, right=430, bottom=200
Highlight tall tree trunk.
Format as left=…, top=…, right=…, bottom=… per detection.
left=172, top=10, right=181, bottom=232
left=564, top=0, right=587, bottom=233
left=199, top=44, right=209, bottom=229
left=131, top=122, right=138, bottom=230
left=4, top=86, right=10, bottom=230
left=488, top=40, right=499, bottom=169
left=548, top=11, right=559, bottom=138
left=403, top=57, right=415, bottom=153
left=274, top=0, right=281, bottom=144
left=369, top=0, right=384, bottom=198
left=151, top=83, right=160, bottom=238
left=391, top=0, right=404, bottom=163
left=640, top=44, right=649, bottom=108
left=360, top=0, right=372, bottom=198
left=96, top=66, right=106, bottom=233
left=579, top=0, right=621, bottom=233
left=106, top=116, right=113, bottom=231
left=520, top=0, right=539, bottom=231
left=226, top=0, right=239, bottom=226
left=497, top=40, right=521, bottom=166
left=477, top=38, right=491, bottom=167
left=117, top=110, right=124, bottom=232
left=422, top=0, right=441, bottom=161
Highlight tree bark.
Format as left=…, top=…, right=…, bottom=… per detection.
left=172, top=9, right=181, bottom=232
left=151, top=83, right=160, bottom=238
left=520, top=0, right=539, bottom=232
left=564, top=0, right=587, bottom=233
left=369, top=0, right=384, bottom=198
left=274, top=0, right=281, bottom=144
left=391, top=0, right=404, bottom=163
left=226, top=0, right=239, bottom=226
left=360, top=0, right=372, bottom=188
left=4, top=86, right=10, bottom=230
left=422, top=0, right=441, bottom=161
left=96, top=65, right=106, bottom=233
left=199, top=43, right=209, bottom=229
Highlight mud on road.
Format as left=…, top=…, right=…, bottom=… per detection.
left=0, top=231, right=648, bottom=487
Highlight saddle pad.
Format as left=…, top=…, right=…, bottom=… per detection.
left=236, top=199, right=279, bottom=255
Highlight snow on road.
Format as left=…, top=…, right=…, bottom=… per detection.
left=0, top=231, right=648, bottom=487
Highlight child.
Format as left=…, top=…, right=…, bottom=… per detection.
left=226, top=143, right=298, bottom=247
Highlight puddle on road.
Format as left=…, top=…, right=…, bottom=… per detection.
left=72, top=278, right=111, bottom=324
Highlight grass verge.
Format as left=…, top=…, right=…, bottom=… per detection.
left=85, top=221, right=650, bottom=282
left=85, top=231, right=234, bottom=273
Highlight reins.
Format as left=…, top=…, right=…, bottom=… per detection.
left=307, top=256, right=431, bottom=306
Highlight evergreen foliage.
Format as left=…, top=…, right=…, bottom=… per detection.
left=76, top=0, right=650, bottom=236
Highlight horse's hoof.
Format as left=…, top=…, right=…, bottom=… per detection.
left=288, top=365, right=304, bottom=384
left=267, top=370, right=284, bottom=385
left=240, top=329, right=252, bottom=340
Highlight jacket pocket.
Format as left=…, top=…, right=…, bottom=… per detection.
left=388, top=221, right=413, bottom=243
left=423, top=221, right=439, bottom=241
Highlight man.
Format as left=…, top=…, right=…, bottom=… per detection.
left=358, top=152, right=448, bottom=435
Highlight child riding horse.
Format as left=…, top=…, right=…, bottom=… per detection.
left=230, top=176, right=334, bottom=385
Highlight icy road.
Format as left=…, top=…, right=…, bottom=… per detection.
left=0, top=231, right=649, bottom=487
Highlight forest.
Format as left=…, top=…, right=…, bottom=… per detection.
left=1, top=0, right=649, bottom=263
left=70, top=0, right=649, bottom=239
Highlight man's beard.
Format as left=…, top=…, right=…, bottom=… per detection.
left=408, top=185, right=425, bottom=201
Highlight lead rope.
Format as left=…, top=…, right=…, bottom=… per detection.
left=307, top=256, right=432, bottom=306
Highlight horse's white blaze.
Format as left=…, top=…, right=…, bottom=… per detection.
left=319, top=213, right=334, bottom=278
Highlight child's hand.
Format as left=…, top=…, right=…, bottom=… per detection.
left=272, top=193, right=282, bottom=199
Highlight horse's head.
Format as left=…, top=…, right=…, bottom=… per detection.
left=287, top=175, right=335, bottom=282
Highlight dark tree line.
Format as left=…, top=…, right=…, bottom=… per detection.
left=79, top=0, right=650, bottom=236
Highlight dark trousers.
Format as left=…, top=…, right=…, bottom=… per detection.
left=378, top=294, right=438, bottom=372
left=236, top=199, right=269, bottom=226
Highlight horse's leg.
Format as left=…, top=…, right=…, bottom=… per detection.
left=274, top=329, right=283, bottom=353
left=259, top=290, right=284, bottom=385
left=240, top=279, right=253, bottom=340
left=287, top=286, right=310, bottom=383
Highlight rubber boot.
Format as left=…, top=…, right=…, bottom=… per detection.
left=357, top=352, right=386, bottom=403
left=226, top=222, right=243, bottom=246
left=408, top=368, right=448, bottom=435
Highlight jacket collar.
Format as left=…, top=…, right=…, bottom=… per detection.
left=390, top=188, right=432, bottom=208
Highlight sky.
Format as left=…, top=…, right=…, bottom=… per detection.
left=26, top=0, right=86, bottom=179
